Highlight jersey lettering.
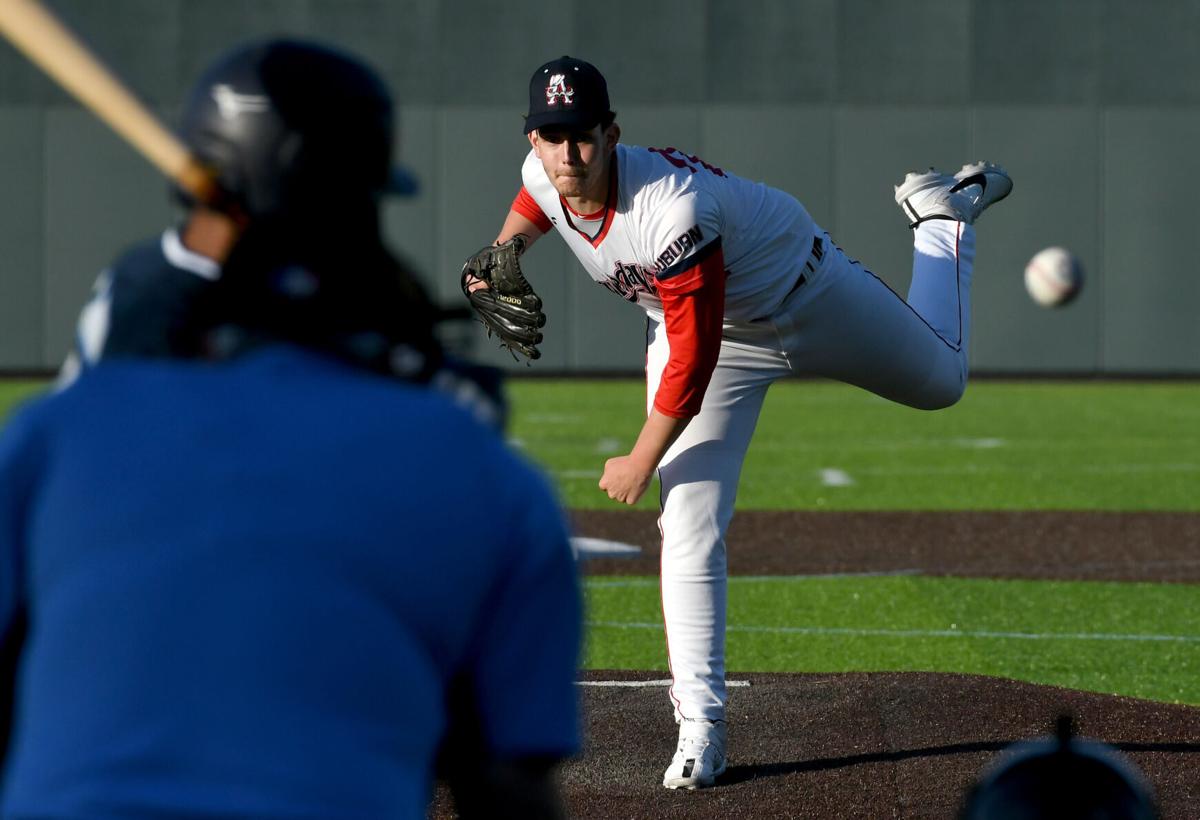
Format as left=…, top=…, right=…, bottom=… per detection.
left=655, top=225, right=704, bottom=272
left=603, top=224, right=705, bottom=298
left=647, top=147, right=726, bottom=177
left=601, top=261, right=659, bottom=301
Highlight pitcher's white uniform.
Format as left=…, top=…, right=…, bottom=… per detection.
left=515, top=142, right=975, bottom=723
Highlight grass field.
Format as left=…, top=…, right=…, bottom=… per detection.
left=501, top=378, right=1200, bottom=705
left=585, top=575, right=1200, bottom=705
left=0, top=381, right=45, bottom=417
left=4, top=376, right=1198, bottom=705
left=7, top=377, right=1197, bottom=512
left=506, top=379, right=1200, bottom=511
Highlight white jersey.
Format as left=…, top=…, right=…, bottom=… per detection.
left=520, top=143, right=818, bottom=323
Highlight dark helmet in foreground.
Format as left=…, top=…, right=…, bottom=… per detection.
left=178, top=38, right=416, bottom=219
left=959, top=715, right=1158, bottom=820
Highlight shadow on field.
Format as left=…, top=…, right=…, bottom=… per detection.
left=721, top=740, right=1014, bottom=783
left=721, top=739, right=1200, bottom=785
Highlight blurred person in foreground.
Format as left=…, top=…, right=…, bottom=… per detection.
left=959, top=715, right=1159, bottom=820
left=0, top=38, right=580, bottom=819
left=57, top=35, right=503, bottom=429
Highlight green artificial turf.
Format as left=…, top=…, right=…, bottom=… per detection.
left=9, top=378, right=1197, bottom=512
left=507, top=379, right=1200, bottom=511
left=0, top=381, right=47, bottom=419
left=5, top=376, right=1196, bottom=705
left=583, top=575, right=1200, bottom=705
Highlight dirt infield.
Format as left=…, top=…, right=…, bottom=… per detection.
left=432, top=511, right=1200, bottom=819
left=569, top=510, right=1200, bottom=583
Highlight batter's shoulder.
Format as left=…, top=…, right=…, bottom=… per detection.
left=101, top=231, right=219, bottom=360
left=107, top=235, right=174, bottom=284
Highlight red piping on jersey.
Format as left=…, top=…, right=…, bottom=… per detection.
left=644, top=315, right=681, bottom=715
left=658, top=497, right=681, bottom=717
left=835, top=233, right=964, bottom=354
left=559, top=154, right=619, bottom=248
left=955, top=222, right=963, bottom=348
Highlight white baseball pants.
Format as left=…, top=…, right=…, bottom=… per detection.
left=646, top=220, right=974, bottom=722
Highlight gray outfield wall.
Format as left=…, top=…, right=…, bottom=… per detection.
left=0, top=0, right=1196, bottom=374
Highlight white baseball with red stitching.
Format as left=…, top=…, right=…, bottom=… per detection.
left=1025, top=246, right=1083, bottom=308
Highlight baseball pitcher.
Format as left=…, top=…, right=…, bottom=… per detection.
left=463, top=54, right=1011, bottom=791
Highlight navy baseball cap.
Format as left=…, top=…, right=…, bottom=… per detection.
left=523, top=55, right=611, bottom=134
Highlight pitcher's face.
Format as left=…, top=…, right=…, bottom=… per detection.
left=529, top=123, right=619, bottom=202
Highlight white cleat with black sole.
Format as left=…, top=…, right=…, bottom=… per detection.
left=950, top=161, right=1013, bottom=224
left=894, top=162, right=1012, bottom=228
left=662, top=718, right=727, bottom=790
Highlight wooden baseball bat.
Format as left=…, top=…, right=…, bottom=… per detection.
left=0, top=0, right=218, bottom=204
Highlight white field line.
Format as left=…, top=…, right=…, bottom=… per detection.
left=571, top=537, right=641, bottom=559
left=561, top=461, right=1198, bottom=481
left=773, top=437, right=1198, bottom=454
left=595, top=437, right=622, bottom=454
left=586, top=621, right=1200, bottom=644
left=586, top=578, right=660, bottom=589
left=560, top=462, right=1200, bottom=481
left=846, top=462, right=1200, bottom=477
left=522, top=413, right=583, bottom=423
left=818, top=468, right=855, bottom=487
left=951, top=438, right=1005, bottom=448
left=577, top=679, right=750, bottom=688
left=585, top=571, right=923, bottom=589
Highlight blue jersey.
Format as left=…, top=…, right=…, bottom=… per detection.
left=0, top=346, right=581, bottom=818
left=63, top=229, right=219, bottom=377
left=60, top=229, right=509, bottom=431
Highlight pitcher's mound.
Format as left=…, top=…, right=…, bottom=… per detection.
left=559, top=670, right=1200, bottom=819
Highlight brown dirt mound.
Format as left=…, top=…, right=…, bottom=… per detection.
left=430, top=671, right=1200, bottom=819
left=562, top=670, right=1200, bottom=819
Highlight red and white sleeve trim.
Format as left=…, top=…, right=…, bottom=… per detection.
left=652, top=240, right=726, bottom=419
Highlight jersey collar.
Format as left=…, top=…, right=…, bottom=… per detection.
left=162, top=228, right=222, bottom=281
left=558, top=153, right=618, bottom=249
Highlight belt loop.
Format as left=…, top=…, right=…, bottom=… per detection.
left=784, top=233, right=823, bottom=302
left=803, top=234, right=823, bottom=276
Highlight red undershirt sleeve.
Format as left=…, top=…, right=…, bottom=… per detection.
left=651, top=239, right=727, bottom=419
left=510, top=187, right=553, bottom=234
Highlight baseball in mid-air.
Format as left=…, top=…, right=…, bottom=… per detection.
left=1024, top=246, right=1083, bottom=308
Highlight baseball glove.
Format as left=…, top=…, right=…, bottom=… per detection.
left=460, top=236, right=546, bottom=360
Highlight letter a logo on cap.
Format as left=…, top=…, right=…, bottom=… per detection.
left=546, top=74, right=574, bottom=106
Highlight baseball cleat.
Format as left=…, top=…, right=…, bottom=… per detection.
left=662, top=718, right=727, bottom=790
left=950, top=161, right=1013, bottom=225
left=894, top=167, right=964, bottom=228
left=893, top=162, right=1012, bottom=228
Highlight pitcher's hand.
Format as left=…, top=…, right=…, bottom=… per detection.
left=599, top=455, right=653, bottom=505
